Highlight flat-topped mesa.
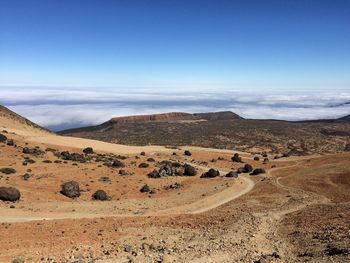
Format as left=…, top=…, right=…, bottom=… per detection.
left=109, top=112, right=194, bottom=124
left=109, top=111, right=243, bottom=125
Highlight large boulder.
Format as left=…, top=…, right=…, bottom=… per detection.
left=184, top=150, right=192, bottom=156
left=92, top=190, right=110, bottom=201
left=111, top=160, right=125, bottom=168
left=250, top=168, right=266, bottom=176
left=0, top=187, right=21, bottom=202
left=183, top=164, right=197, bottom=176
left=83, top=147, right=94, bottom=154
left=60, top=181, right=80, bottom=198
left=238, top=164, right=253, bottom=173
left=225, top=171, right=238, bottom=178
left=159, top=163, right=177, bottom=177
left=231, top=153, right=242, bottom=162
left=201, top=168, right=220, bottom=178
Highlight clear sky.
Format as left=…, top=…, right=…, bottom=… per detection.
left=1, top=0, right=350, bottom=90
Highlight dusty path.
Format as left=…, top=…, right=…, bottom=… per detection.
left=0, top=169, right=254, bottom=223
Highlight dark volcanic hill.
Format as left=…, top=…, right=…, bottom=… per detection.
left=59, top=111, right=350, bottom=155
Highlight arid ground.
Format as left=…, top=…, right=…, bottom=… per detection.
left=0, top=106, right=349, bottom=263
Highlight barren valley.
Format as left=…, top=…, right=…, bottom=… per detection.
left=0, top=106, right=349, bottom=263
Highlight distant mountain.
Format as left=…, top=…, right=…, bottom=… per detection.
left=59, top=110, right=350, bottom=155
left=108, top=111, right=243, bottom=125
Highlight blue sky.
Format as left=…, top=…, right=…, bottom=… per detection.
left=0, top=1, right=350, bottom=128
left=1, top=0, right=350, bottom=89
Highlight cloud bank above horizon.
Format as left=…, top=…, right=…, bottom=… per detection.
left=1, top=87, right=349, bottom=131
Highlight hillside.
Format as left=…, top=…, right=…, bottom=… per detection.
left=60, top=111, right=350, bottom=155
left=0, top=105, right=51, bottom=136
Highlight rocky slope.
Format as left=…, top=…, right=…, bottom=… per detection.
left=60, top=111, right=350, bottom=155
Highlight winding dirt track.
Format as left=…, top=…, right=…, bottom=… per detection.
left=0, top=169, right=254, bottom=223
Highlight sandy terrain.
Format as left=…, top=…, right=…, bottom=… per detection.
left=0, top=113, right=349, bottom=262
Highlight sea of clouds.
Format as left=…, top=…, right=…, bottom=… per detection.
left=1, top=87, right=349, bottom=131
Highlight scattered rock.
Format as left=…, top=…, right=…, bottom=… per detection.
left=140, top=151, right=146, bottom=156
left=183, top=164, right=197, bottom=176
left=22, top=173, right=31, bottom=180
left=147, top=157, right=155, bottom=162
left=0, top=187, right=21, bottom=202
left=58, top=151, right=88, bottom=163
left=325, top=244, right=349, bottom=256
left=164, top=182, right=183, bottom=190
left=225, top=170, right=238, bottom=178
left=22, top=147, right=44, bottom=156
left=231, top=153, right=242, bottom=162
left=184, top=150, right=192, bottom=156
left=111, top=160, right=125, bottom=168
left=92, top=190, right=110, bottom=201
left=0, top=133, right=7, bottom=143
left=201, top=168, right=220, bottom=178
left=250, top=168, right=266, bottom=176
left=119, top=169, right=127, bottom=176
left=254, top=156, right=260, bottom=161
left=138, top=162, right=149, bottom=168
left=140, top=184, right=150, bottom=193
left=0, top=167, right=16, bottom=174
left=148, top=170, right=161, bottom=179
left=83, top=147, right=94, bottom=154
left=6, top=139, right=14, bottom=146
left=60, top=181, right=80, bottom=198
left=238, top=164, right=253, bottom=173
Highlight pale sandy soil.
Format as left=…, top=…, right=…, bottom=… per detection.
left=0, top=122, right=349, bottom=262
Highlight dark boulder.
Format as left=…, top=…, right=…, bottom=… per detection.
left=138, top=162, right=149, bottom=168
left=147, top=158, right=155, bottom=162
left=0, top=168, right=16, bottom=174
left=231, top=153, right=242, bottom=162
left=253, top=156, right=260, bottom=161
left=0, top=133, right=7, bottom=143
left=111, top=160, right=125, bottom=168
left=238, top=164, right=253, bottom=173
left=244, top=164, right=253, bottom=173
left=148, top=170, right=161, bottom=178
left=0, top=187, right=21, bottom=202
left=184, top=150, right=192, bottom=156
left=92, top=190, right=110, bottom=201
left=225, top=171, right=238, bottom=178
left=250, top=168, right=266, bottom=176
left=140, top=184, right=150, bottom=193
left=119, top=169, right=127, bottom=176
left=83, top=147, right=94, bottom=154
left=140, top=151, right=146, bottom=156
left=60, top=181, right=80, bottom=198
left=201, top=168, right=220, bottom=178
left=183, top=164, right=197, bottom=176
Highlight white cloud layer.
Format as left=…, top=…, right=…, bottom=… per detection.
left=1, top=87, right=349, bottom=130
